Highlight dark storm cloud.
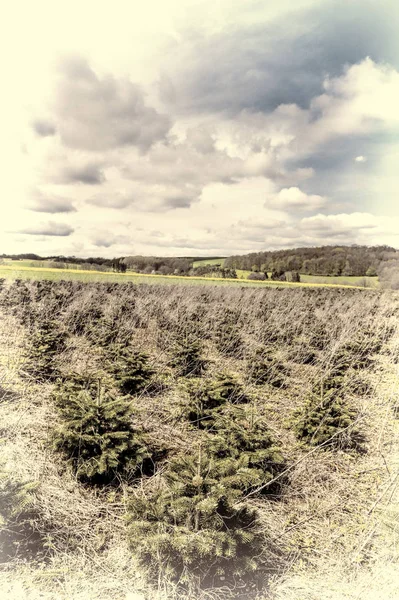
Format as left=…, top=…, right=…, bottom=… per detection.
left=18, top=221, right=75, bottom=236
left=32, top=119, right=56, bottom=137
left=52, top=57, right=171, bottom=152
left=160, top=0, right=399, bottom=115
left=26, top=189, right=76, bottom=213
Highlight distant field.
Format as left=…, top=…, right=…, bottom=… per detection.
left=1, top=259, right=379, bottom=288
left=232, top=270, right=379, bottom=287
left=2, top=259, right=42, bottom=268
left=300, top=274, right=379, bottom=288
left=0, top=263, right=372, bottom=290
left=190, top=260, right=380, bottom=287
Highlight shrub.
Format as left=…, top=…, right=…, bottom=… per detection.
left=247, top=350, right=288, bottom=388
left=215, top=311, right=243, bottom=357
left=23, top=319, right=66, bottom=381
left=288, top=344, right=317, bottom=365
left=247, top=272, right=266, bottom=281
left=171, top=336, right=207, bottom=377
left=53, top=385, right=148, bottom=483
left=308, top=321, right=329, bottom=350
left=181, top=373, right=248, bottom=428
left=127, top=449, right=264, bottom=594
left=331, top=337, right=375, bottom=374
left=209, top=405, right=285, bottom=495
left=285, top=271, right=300, bottom=283
left=87, top=314, right=120, bottom=347
left=106, top=344, right=155, bottom=395
left=0, top=473, right=44, bottom=562
left=271, top=270, right=286, bottom=281
left=292, top=383, right=365, bottom=452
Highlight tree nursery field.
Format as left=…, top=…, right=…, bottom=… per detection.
left=0, top=278, right=398, bottom=600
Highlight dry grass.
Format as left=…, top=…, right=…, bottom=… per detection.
left=0, top=312, right=145, bottom=600
left=265, top=333, right=399, bottom=600
left=0, top=281, right=398, bottom=599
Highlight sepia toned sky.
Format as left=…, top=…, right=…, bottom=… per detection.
left=1, top=0, right=399, bottom=257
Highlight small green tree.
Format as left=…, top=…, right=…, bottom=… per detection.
left=181, top=373, right=248, bottom=428
left=24, top=319, right=66, bottom=381
left=0, top=473, right=42, bottom=561
left=171, top=336, right=206, bottom=377
left=209, top=405, right=285, bottom=495
left=106, top=344, right=155, bottom=395
left=215, top=311, right=243, bottom=357
left=127, top=448, right=264, bottom=594
left=53, top=385, right=148, bottom=483
left=292, top=382, right=365, bottom=452
left=247, top=350, right=288, bottom=388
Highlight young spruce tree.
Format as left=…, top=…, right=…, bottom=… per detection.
left=24, top=318, right=66, bottom=382
left=106, top=343, right=155, bottom=395
left=128, top=446, right=264, bottom=594
left=53, top=384, right=148, bottom=483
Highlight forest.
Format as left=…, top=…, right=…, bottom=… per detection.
left=224, top=245, right=398, bottom=277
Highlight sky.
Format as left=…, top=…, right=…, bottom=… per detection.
left=1, top=0, right=399, bottom=258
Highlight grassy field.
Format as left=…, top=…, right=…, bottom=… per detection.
left=190, top=259, right=380, bottom=287
left=0, top=264, right=373, bottom=290
left=300, top=274, right=379, bottom=288
left=1, top=259, right=380, bottom=288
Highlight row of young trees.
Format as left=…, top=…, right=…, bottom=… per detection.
left=1, top=278, right=391, bottom=597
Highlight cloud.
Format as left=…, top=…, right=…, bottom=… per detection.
left=185, top=126, right=216, bottom=153
left=7, top=3, right=399, bottom=257
left=355, top=155, right=367, bottom=162
left=86, top=183, right=202, bottom=212
left=90, top=232, right=130, bottom=248
left=305, top=58, right=399, bottom=148
left=157, top=185, right=202, bottom=210
left=17, top=221, right=75, bottom=236
left=158, top=1, right=399, bottom=116
left=53, top=161, right=105, bottom=185
left=226, top=218, right=286, bottom=243
left=32, top=119, right=56, bottom=137
left=51, top=57, right=171, bottom=152
left=26, top=188, right=76, bottom=213
left=86, top=192, right=134, bottom=209
left=266, top=187, right=326, bottom=211
left=299, top=212, right=379, bottom=236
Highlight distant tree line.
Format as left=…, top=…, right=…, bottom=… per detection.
left=191, top=265, right=237, bottom=278
left=0, top=253, right=121, bottom=269
left=3, top=245, right=399, bottom=284
left=123, top=256, right=193, bottom=275
left=378, top=256, right=399, bottom=290
left=224, top=245, right=398, bottom=277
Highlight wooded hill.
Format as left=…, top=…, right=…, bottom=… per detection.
left=224, top=245, right=398, bottom=277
